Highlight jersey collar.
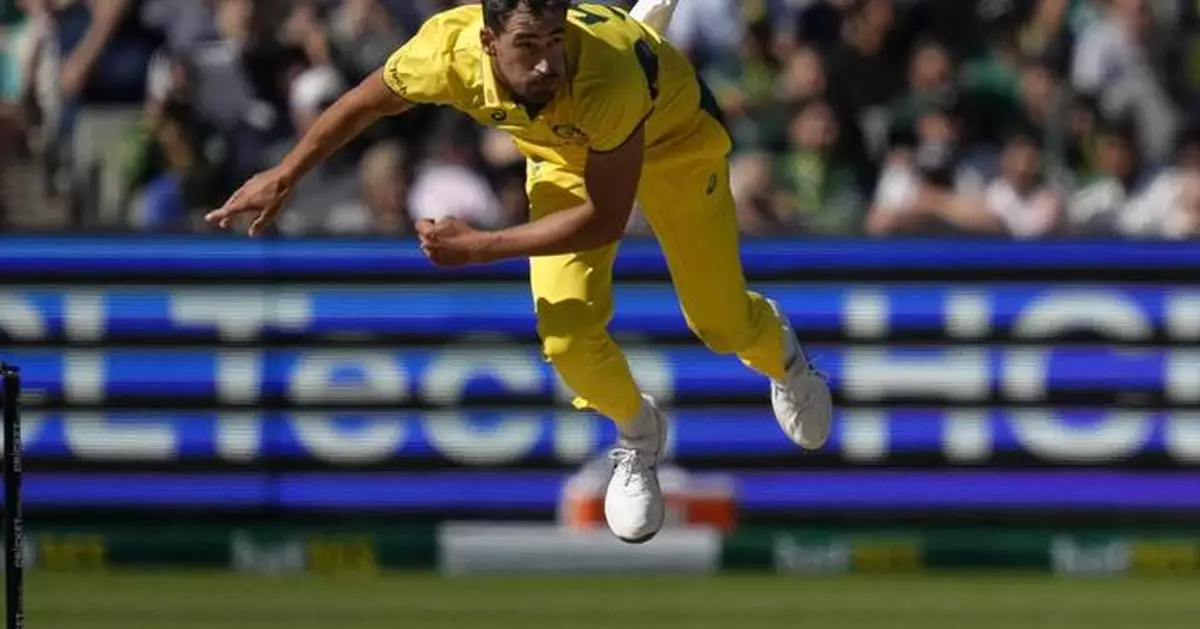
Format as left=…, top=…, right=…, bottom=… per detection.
left=481, top=53, right=507, bottom=110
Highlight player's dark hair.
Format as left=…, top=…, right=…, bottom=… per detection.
left=482, top=0, right=570, bottom=32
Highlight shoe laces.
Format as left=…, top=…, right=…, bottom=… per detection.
left=805, top=356, right=829, bottom=381
left=787, top=344, right=828, bottom=381
left=609, top=448, right=652, bottom=494
left=776, top=350, right=829, bottom=412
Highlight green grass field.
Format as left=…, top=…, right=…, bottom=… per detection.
left=12, top=571, right=1200, bottom=629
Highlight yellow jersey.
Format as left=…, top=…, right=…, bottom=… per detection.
left=382, top=3, right=730, bottom=170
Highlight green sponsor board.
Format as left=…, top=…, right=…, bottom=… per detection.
left=22, top=529, right=229, bottom=571
left=723, top=528, right=1200, bottom=576
left=16, top=523, right=1200, bottom=575
left=1053, top=536, right=1200, bottom=576
left=227, top=526, right=439, bottom=574
left=724, top=530, right=926, bottom=574
left=22, top=525, right=438, bottom=573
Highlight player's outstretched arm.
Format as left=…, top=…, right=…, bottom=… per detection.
left=418, top=125, right=645, bottom=266
left=205, top=69, right=412, bottom=237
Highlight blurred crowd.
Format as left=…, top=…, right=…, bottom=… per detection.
left=1, top=0, right=1199, bottom=238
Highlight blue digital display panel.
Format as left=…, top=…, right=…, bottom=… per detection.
left=274, top=470, right=1200, bottom=510
left=14, top=471, right=1200, bottom=511
left=16, top=408, right=1200, bottom=467
left=4, top=237, right=1200, bottom=279
left=3, top=284, right=1197, bottom=342
left=3, top=346, right=1194, bottom=406
left=5, top=238, right=1197, bottom=516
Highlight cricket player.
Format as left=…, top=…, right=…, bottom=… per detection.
left=205, top=0, right=832, bottom=544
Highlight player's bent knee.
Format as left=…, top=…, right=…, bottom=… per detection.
left=541, top=331, right=611, bottom=365
left=536, top=298, right=610, bottom=361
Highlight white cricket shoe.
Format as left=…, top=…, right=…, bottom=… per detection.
left=768, top=299, right=833, bottom=449
left=605, top=394, right=668, bottom=544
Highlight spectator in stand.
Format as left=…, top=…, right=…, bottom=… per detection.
left=325, top=0, right=408, bottom=81
left=0, top=102, right=24, bottom=229
left=1, top=0, right=67, bottom=230
left=1015, top=0, right=1075, bottom=76
left=0, top=0, right=37, bottom=104
left=354, top=140, right=413, bottom=236
left=1071, top=0, right=1179, bottom=166
left=1117, top=124, right=1200, bottom=239
left=142, top=0, right=220, bottom=55
left=773, top=97, right=866, bottom=235
left=122, top=52, right=234, bottom=232
left=769, top=44, right=829, bottom=149
left=702, top=19, right=786, bottom=151
left=1064, top=114, right=1146, bottom=235
left=1179, top=2, right=1200, bottom=113
left=824, top=0, right=906, bottom=169
left=0, top=0, right=1197, bottom=239
left=886, top=37, right=957, bottom=141
left=493, top=164, right=531, bottom=229
left=297, top=0, right=438, bottom=160
left=784, top=0, right=850, bottom=52
left=866, top=104, right=1002, bottom=237
left=1008, top=54, right=1075, bottom=186
left=661, top=0, right=742, bottom=67
left=776, top=43, right=827, bottom=105
left=0, top=0, right=32, bottom=228
left=983, top=126, right=1066, bottom=238
left=271, top=63, right=373, bottom=236
left=730, top=151, right=792, bottom=235
left=174, top=0, right=305, bottom=183
left=53, top=0, right=163, bottom=227
left=478, top=128, right=530, bottom=228
left=913, top=0, right=1015, bottom=61
left=407, top=114, right=506, bottom=230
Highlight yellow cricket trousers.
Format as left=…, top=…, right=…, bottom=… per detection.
left=526, top=151, right=788, bottom=427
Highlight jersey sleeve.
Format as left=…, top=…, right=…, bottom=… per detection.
left=575, top=53, right=655, bottom=153
left=382, top=16, right=457, bottom=106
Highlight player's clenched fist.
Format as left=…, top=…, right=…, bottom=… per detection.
left=205, top=167, right=295, bottom=237
left=416, top=217, right=490, bottom=267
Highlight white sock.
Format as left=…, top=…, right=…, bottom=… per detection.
left=620, top=395, right=656, bottom=440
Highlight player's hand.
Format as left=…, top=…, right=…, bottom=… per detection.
left=205, top=167, right=295, bottom=237
left=416, top=217, right=490, bottom=267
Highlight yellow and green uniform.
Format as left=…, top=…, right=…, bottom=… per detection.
left=383, top=3, right=788, bottom=424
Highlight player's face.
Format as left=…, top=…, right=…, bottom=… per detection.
left=484, top=8, right=568, bottom=106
